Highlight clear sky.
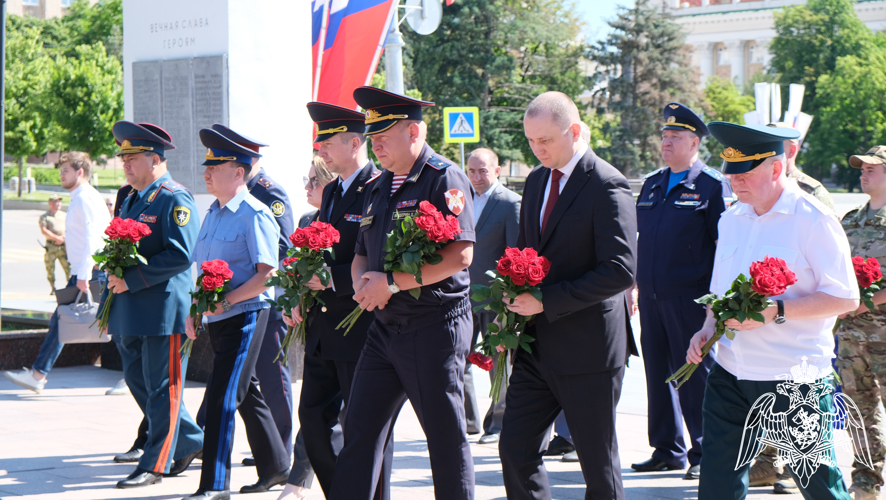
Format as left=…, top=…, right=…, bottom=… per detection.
left=575, top=0, right=634, bottom=42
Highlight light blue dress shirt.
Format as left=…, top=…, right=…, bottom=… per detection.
left=191, top=188, right=280, bottom=323
left=472, top=181, right=498, bottom=226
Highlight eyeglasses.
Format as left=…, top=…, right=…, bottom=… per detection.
left=303, top=176, right=319, bottom=188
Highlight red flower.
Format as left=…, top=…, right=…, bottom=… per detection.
left=510, top=259, right=529, bottom=286
left=749, top=255, right=797, bottom=296
left=282, top=257, right=299, bottom=276
left=527, top=263, right=546, bottom=286
left=290, top=229, right=310, bottom=248
left=201, top=259, right=233, bottom=280
left=853, top=256, right=883, bottom=288
left=467, top=351, right=493, bottom=371
left=418, top=200, right=438, bottom=216
left=201, top=274, right=224, bottom=291
left=497, top=257, right=513, bottom=276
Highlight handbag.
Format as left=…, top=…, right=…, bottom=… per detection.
left=57, top=289, right=111, bottom=344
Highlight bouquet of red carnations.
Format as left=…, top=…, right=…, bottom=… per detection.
left=666, top=255, right=798, bottom=388
left=181, top=260, right=234, bottom=356
left=470, top=247, right=550, bottom=403
left=337, top=200, right=462, bottom=335
left=266, top=221, right=339, bottom=366
left=92, top=217, right=152, bottom=333
left=852, top=256, right=884, bottom=312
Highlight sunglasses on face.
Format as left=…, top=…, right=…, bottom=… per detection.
left=303, top=176, right=319, bottom=188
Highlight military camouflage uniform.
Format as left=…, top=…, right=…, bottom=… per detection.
left=788, top=167, right=835, bottom=211
left=39, top=210, right=70, bottom=292
left=835, top=202, right=886, bottom=492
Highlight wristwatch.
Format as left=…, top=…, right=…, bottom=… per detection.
left=221, top=298, right=232, bottom=312
left=774, top=299, right=786, bottom=324
left=386, top=272, right=400, bottom=294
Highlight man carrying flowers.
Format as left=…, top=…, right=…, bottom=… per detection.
left=99, top=122, right=204, bottom=489
left=686, top=122, right=859, bottom=499
left=833, top=146, right=886, bottom=500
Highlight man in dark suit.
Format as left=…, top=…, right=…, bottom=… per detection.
left=498, top=92, right=638, bottom=499
left=463, top=147, right=520, bottom=444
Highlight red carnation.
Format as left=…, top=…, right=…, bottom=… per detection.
left=467, top=351, right=494, bottom=372
left=749, top=255, right=797, bottom=297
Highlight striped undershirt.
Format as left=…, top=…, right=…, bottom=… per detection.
left=391, top=174, right=408, bottom=195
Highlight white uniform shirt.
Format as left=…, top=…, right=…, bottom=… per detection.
left=65, top=182, right=112, bottom=280
left=538, top=141, right=589, bottom=228
left=710, top=181, right=858, bottom=381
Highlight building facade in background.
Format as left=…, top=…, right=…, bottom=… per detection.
left=666, top=0, right=886, bottom=88
left=5, top=0, right=91, bottom=19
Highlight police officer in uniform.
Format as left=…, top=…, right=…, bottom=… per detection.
left=280, top=102, right=392, bottom=500
left=102, top=121, right=204, bottom=488
left=631, top=103, right=732, bottom=480
left=209, top=124, right=297, bottom=468
left=328, top=87, right=476, bottom=500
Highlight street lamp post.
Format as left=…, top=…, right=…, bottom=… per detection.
left=384, top=1, right=405, bottom=95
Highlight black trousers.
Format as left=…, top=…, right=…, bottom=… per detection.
left=464, top=310, right=506, bottom=435
left=329, top=309, right=475, bottom=500
left=499, top=337, right=625, bottom=500
left=254, top=316, right=294, bottom=457
left=638, top=292, right=710, bottom=467
left=199, top=309, right=289, bottom=491
left=299, top=348, right=393, bottom=499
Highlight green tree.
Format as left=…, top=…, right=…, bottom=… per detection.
left=4, top=18, right=59, bottom=196
left=590, top=0, right=702, bottom=176
left=769, top=0, right=875, bottom=179
left=48, top=42, right=123, bottom=158
left=62, top=0, right=123, bottom=61
left=702, top=76, right=755, bottom=160
left=404, top=0, right=589, bottom=164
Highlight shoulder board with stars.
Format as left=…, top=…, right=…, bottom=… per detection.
left=426, top=155, right=452, bottom=170
left=364, top=170, right=383, bottom=184
left=642, top=168, right=664, bottom=180
left=702, top=166, right=725, bottom=182
left=258, top=177, right=274, bottom=189
left=160, top=180, right=186, bottom=193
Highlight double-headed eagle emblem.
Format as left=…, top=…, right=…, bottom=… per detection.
left=736, top=357, right=873, bottom=488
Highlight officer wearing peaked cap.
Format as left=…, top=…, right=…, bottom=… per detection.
left=277, top=102, right=392, bottom=500
left=205, top=124, right=298, bottom=471
left=183, top=129, right=290, bottom=500
left=101, top=121, right=204, bottom=488
left=631, top=103, right=732, bottom=479
left=687, top=122, right=860, bottom=499
left=328, top=87, right=477, bottom=500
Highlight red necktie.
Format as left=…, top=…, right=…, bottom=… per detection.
left=541, top=168, right=563, bottom=234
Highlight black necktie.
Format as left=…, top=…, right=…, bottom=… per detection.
left=327, top=181, right=342, bottom=219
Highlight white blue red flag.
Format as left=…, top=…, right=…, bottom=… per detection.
left=312, top=0, right=397, bottom=112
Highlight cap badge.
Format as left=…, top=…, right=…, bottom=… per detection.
left=121, top=140, right=132, bottom=149
left=366, top=109, right=382, bottom=121
left=667, top=116, right=676, bottom=123
left=669, top=104, right=679, bottom=109
left=723, top=147, right=736, bottom=158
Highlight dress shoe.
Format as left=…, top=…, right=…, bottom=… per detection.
left=116, top=468, right=162, bottom=488
left=242, top=456, right=256, bottom=466
left=114, top=446, right=143, bottom=463
left=684, top=464, right=700, bottom=480
left=773, top=468, right=798, bottom=494
left=561, top=450, right=579, bottom=463
left=165, top=448, right=203, bottom=477
left=544, top=435, right=575, bottom=456
left=630, top=458, right=683, bottom=472
left=478, top=433, right=500, bottom=444
left=240, top=468, right=290, bottom=493
left=182, top=489, right=231, bottom=500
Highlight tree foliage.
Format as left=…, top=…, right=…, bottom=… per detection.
left=590, top=0, right=702, bottom=176
left=403, top=0, right=589, bottom=165
left=702, top=76, right=755, bottom=160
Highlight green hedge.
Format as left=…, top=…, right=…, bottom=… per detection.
left=3, top=166, right=60, bottom=185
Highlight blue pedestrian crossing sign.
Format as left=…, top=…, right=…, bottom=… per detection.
left=443, top=107, right=480, bottom=143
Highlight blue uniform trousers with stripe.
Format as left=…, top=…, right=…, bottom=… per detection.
left=120, top=334, right=203, bottom=474
left=699, top=363, right=850, bottom=499
left=199, top=309, right=289, bottom=491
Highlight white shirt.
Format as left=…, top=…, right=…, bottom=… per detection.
left=710, top=181, right=858, bottom=381
left=473, top=181, right=499, bottom=226
left=539, top=141, right=589, bottom=227
left=65, top=182, right=112, bottom=280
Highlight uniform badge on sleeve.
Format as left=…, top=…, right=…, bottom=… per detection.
left=270, top=200, right=286, bottom=217
left=173, top=206, right=191, bottom=227
left=444, top=189, right=465, bottom=216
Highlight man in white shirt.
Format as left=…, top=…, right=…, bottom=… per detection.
left=4, top=152, right=111, bottom=393
left=686, top=122, right=859, bottom=499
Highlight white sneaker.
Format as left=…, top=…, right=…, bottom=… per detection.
left=4, top=368, right=46, bottom=393
left=105, top=378, right=129, bottom=396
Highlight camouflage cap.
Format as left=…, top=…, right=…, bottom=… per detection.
left=48, top=194, right=62, bottom=201
left=850, top=146, right=886, bottom=169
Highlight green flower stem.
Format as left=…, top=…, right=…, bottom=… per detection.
left=489, top=351, right=507, bottom=404
left=336, top=306, right=364, bottom=336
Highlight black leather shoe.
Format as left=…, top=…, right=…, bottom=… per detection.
left=116, top=468, right=162, bottom=488
left=113, top=446, right=143, bottom=463
left=684, top=464, right=701, bottom=480
left=165, top=448, right=203, bottom=477
left=630, top=458, right=684, bottom=472
left=544, top=435, right=575, bottom=456
left=241, top=456, right=256, bottom=466
left=239, top=468, right=290, bottom=493
left=182, top=489, right=231, bottom=500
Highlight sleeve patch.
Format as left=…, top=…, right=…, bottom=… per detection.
left=270, top=200, right=286, bottom=217
left=173, top=206, right=191, bottom=226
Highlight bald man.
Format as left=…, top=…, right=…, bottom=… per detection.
left=498, top=92, right=637, bottom=499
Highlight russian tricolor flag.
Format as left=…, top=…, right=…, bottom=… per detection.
left=312, top=0, right=397, bottom=112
